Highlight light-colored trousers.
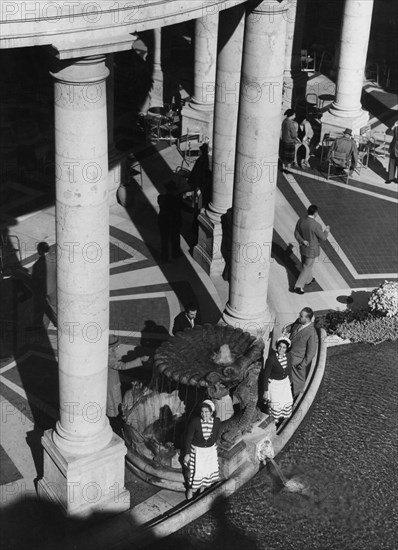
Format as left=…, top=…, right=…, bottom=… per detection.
left=296, top=256, right=315, bottom=288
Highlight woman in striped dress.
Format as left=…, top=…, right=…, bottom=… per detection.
left=262, top=337, right=293, bottom=427
left=183, top=400, right=221, bottom=500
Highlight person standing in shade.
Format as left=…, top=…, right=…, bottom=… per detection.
left=262, top=336, right=293, bottom=428
left=188, top=143, right=211, bottom=237
left=172, top=303, right=198, bottom=335
left=280, top=109, right=300, bottom=172
left=385, top=120, right=398, bottom=184
left=283, top=308, right=318, bottom=398
left=183, top=399, right=221, bottom=500
left=30, top=241, right=57, bottom=329
left=294, top=204, right=330, bottom=294
left=157, top=181, right=183, bottom=262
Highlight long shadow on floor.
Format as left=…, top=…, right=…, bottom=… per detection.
left=122, top=143, right=222, bottom=325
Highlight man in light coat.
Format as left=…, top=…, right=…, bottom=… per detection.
left=294, top=204, right=330, bottom=294
left=328, top=127, right=358, bottom=175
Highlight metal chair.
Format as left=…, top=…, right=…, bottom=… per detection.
left=327, top=151, right=351, bottom=184
left=320, top=133, right=335, bottom=166
left=368, top=131, right=388, bottom=163
left=158, top=112, right=181, bottom=145
left=145, top=114, right=161, bottom=143
left=301, top=49, right=316, bottom=73
left=0, top=234, right=22, bottom=277
left=354, top=136, right=370, bottom=175
left=177, top=129, right=205, bottom=166
left=305, top=93, right=319, bottom=117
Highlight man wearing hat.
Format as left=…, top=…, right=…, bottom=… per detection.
left=328, top=128, right=358, bottom=176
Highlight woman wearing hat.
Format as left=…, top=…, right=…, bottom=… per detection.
left=183, top=399, right=221, bottom=500
left=262, top=337, right=293, bottom=427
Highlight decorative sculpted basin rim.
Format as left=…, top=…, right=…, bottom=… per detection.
left=122, top=324, right=264, bottom=478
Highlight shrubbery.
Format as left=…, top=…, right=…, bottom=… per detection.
left=320, top=281, right=398, bottom=345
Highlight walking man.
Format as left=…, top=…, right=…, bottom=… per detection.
left=294, top=204, right=330, bottom=294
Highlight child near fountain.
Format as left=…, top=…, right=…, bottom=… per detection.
left=183, top=399, right=221, bottom=500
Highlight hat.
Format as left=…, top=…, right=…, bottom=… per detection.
left=276, top=336, right=291, bottom=349
left=343, top=128, right=352, bottom=136
left=108, top=335, right=119, bottom=347
left=284, top=109, right=295, bottom=118
left=202, top=399, right=216, bottom=413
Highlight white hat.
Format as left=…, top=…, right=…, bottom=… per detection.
left=276, top=336, right=291, bottom=348
left=202, top=399, right=215, bottom=413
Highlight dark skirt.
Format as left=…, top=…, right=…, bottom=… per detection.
left=281, top=141, right=296, bottom=164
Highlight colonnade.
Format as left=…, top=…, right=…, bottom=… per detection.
left=37, top=0, right=374, bottom=516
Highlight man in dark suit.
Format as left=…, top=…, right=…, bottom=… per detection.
left=284, top=307, right=318, bottom=398
left=172, top=303, right=198, bottom=335
left=328, top=127, right=358, bottom=175
left=294, top=204, right=330, bottom=294
left=386, top=120, right=398, bottom=184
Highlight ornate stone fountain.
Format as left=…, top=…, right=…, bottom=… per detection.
left=122, top=324, right=265, bottom=489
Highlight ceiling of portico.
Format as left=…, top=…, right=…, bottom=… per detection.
left=0, top=0, right=253, bottom=53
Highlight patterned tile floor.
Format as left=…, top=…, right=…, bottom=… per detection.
left=0, top=78, right=397, bottom=547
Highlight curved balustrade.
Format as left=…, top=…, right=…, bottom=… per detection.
left=0, top=0, right=248, bottom=52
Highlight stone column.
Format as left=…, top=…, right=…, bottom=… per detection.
left=38, top=55, right=129, bottom=517
left=151, top=27, right=164, bottom=107
left=181, top=13, right=218, bottom=141
left=107, top=54, right=126, bottom=205
left=222, top=0, right=288, bottom=347
left=283, top=0, right=308, bottom=110
left=193, top=4, right=245, bottom=276
left=321, top=0, right=374, bottom=138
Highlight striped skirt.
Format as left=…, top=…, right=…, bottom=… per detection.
left=268, top=378, right=293, bottom=420
left=189, top=444, right=220, bottom=491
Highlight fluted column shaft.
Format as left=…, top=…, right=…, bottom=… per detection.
left=223, top=0, right=287, bottom=339
left=151, top=27, right=164, bottom=107
left=191, top=14, right=219, bottom=108
left=51, top=55, right=112, bottom=455
left=207, top=4, right=245, bottom=221
left=330, top=0, right=374, bottom=118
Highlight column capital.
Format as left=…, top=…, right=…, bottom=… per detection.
left=248, top=0, right=289, bottom=15
left=50, top=55, right=109, bottom=85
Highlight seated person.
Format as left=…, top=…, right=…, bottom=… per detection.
left=328, top=128, right=358, bottom=175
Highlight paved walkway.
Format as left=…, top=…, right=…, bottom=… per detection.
left=0, top=77, right=397, bottom=547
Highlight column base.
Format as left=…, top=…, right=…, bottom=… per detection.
left=320, top=109, right=370, bottom=141
left=109, top=146, right=127, bottom=206
left=222, top=304, right=276, bottom=356
left=193, top=211, right=225, bottom=277
left=181, top=102, right=213, bottom=144
left=37, top=430, right=130, bottom=517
